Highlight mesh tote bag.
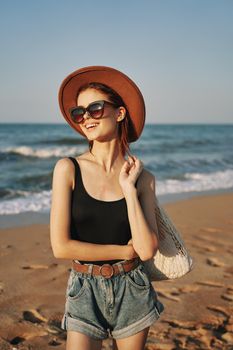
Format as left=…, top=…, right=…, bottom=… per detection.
left=142, top=196, right=194, bottom=282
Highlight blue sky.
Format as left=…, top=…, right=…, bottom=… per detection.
left=0, top=0, right=232, bottom=124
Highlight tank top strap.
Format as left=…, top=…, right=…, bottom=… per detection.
left=68, top=156, right=78, bottom=168
left=68, top=157, right=82, bottom=190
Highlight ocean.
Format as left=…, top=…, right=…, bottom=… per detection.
left=0, top=123, right=232, bottom=227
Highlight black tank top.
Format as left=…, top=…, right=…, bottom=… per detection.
left=68, top=157, right=139, bottom=265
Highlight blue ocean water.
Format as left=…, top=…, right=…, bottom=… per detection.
left=0, top=123, right=232, bottom=218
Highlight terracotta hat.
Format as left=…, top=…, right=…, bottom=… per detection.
left=58, top=65, right=146, bottom=143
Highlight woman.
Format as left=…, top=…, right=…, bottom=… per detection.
left=50, top=66, right=164, bottom=350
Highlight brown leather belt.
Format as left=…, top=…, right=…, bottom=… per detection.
left=72, top=258, right=140, bottom=279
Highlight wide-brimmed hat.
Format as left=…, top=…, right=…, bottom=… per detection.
left=58, top=65, right=146, bottom=142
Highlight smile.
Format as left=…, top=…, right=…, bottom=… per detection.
left=85, top=123, right=99, bottom=130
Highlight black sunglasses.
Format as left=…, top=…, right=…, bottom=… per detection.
left=69, top=100, right=118, bottom=124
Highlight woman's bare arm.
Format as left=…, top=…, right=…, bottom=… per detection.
left=49, top=158, right=135, bottom=261
left=52, top=239, right=134, bottom=261
left=123, top=169, right=159, bottom=261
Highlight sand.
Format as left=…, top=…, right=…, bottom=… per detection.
left=0, top=192, right=232, bottom=350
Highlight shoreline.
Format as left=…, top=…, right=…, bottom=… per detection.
left=0, top=187, right=232, bottom=230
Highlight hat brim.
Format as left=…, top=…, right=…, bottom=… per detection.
left=58, top=66, right=145, bottom=142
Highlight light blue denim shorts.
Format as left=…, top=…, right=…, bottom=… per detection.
left=61, top=259, right=164, bottom=340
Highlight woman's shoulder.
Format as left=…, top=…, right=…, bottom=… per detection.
left=54, top=151, right=89, bottom=169
left=52, top=153, right=91, bottom=188
left=53, top=157, right=75, bottom=171
left=52, top=157, right=77, bottom=190
left=53, top=156, right=73, bottom=172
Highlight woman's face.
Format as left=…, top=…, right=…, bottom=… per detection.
left=77, top=88, right=125, bottom=142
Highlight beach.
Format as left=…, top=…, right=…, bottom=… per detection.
left=0, top=192, right=233, bottom=349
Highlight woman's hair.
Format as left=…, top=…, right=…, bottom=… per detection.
left=77, top=82, right=132, bottom=158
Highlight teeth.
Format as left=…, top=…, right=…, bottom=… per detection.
left=86, top=123, right=98, bottom=129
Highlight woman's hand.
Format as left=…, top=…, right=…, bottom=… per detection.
left=126, top=238, right=139, bottom=259
left=119, top=155, right=143, bottom=195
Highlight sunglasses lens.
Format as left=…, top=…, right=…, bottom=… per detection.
left=71, top=108, right=85, bottom=123
left=88, top=103, right=104, bottom=119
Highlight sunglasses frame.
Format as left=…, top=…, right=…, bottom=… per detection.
left=69, top=100, right=118, bottom=124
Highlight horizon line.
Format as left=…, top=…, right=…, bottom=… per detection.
left=0, top=122, right=233, bottom=125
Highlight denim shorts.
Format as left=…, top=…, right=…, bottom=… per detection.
left=61, top=259, right=165, bottom=340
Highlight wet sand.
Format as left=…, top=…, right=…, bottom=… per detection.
left=0, top=192, right=232, bottom=349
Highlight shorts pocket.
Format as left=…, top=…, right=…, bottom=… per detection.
left=66, top=271, right=88, bottom=300
left=126, top=265, right=151, bottom=290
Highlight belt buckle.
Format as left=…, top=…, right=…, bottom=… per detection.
left=99, top=264, right=114, bottom=278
